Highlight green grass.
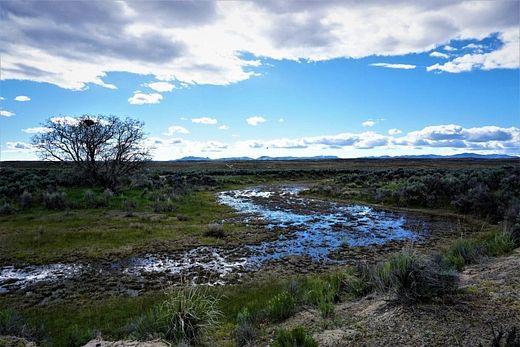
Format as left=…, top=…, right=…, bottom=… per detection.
left=0, top=191, right=238, bottom=264
left=272, top=326, right=318, bottom=347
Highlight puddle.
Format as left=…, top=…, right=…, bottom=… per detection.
left=217, top=185, right=425, bottom=265
left=0, top=185, right=427, bottom=294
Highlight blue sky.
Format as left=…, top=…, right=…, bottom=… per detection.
left=0, top=0, right=519, bottom=160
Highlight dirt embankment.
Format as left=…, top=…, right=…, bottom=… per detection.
left=275, top=249, right=520, bottom=347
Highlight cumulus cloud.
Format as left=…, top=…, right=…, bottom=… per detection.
left=14, top=95, right=31, bottom=101
left=22, top=127, right=53, bottom=134
left=218, top=125, right=229, bottom=130
left=0, top=0, right=518, bottom=90
left=128, top=92, right=163, bottom=105
left=370, top=63, right=416, bottom=70
left=145, top=81, right=175, bottom=92
left=192, top=117, right=217, bottom=124
left=362, top=120, right=376, bottom=127
left=1, top=110, right=15, bottom=117
left=164, top=125, right=189, bottom=135
left=388, top=128, right=402, bottom=135
left=6, top=141, right=34, bottom=151
left=246, top=116, right=266, bottom=126
left=430, top=51, right=449, bottom=59
left=428, top=30, right=520, bottom=73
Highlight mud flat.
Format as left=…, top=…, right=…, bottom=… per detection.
left=0, top=185, right=432, bottom=302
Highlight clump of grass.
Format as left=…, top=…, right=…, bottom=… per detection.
left=153, top=198, right=176, bottom=213
left=267, top=291, right=296, bottom=322
left=132, top=287, right=221, bottom=344
left=122, top=198, right=137, bottom=216
left=483, top=231, right=516, bottom=257
left=129, top=222, right=152, bottom=233
left=0, top=308, right=41, bottom=342
left=204, top=223, right=226, bottom=238
left=272, top=326, right=318, bottom=347
left=342, top=265, right=373, bottom=298
left=374, top=250, right=458, bottom=304
left=445, top=239, right=483, bottom=270
left=177, top=215, right=190, bottom=221
left=235, top=307, right=257, bottom=347
left=302, top=277, right=338, bottom=318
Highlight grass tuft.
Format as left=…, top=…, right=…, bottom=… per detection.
left=272, top=326, right=318, bottom=347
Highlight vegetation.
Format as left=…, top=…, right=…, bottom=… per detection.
left=272, top=326, right=318, bottom=347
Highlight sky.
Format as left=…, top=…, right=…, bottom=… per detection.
left=0, top=0, right=519, bottom=160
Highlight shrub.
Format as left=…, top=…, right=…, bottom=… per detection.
left=153, top=198, right=176, bottom=213
left=0, top=202, right=16, bottom=215
left=0, top=308, right=40, bottom=341
left=101, top=188, right=114, bottom=207
left=235, top=308, right=256, bottom=347
left=19, top=190, right=33, bottom=209
left=374, top=251, right=459, bottom=303
left=43, top=191, right=68, bottom=210
left=84, top=189, right=97, bottom=208
left=133, top=287, right=221, bottom=344
left=268, top=291, right=296, bottom=322
left=177, top=215, right=190, bottom=221
left=342, top=265, right=373, bottom=298
left=204, top=223, right=226, bottom=238
left=122, top=198, right=137, bottom=216
left=302, top=278, right=337, bottom=317
left=272, top=326, right=318, bottom=347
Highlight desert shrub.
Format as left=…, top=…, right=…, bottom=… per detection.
left=84, top=189, right=97, bottom=208
left=133, top=287, right=221, bottom=343
left=122, top=198, right=137, bottom=216
left=342, top=265, right=374, bottom=298
left=268, top=291, right=296, bottom=322
left=235, top=307, right=256, bottom=347
left=204, top=223, right=226, bottom=238
left=19, top=190, right=33, bottom=209
left=374, top=251, right=459, bottom=303
left=100, top=188, right=114, bottom=207
left=445, top=239, right=483, bottom=270
left=484, top=231, right=516, bottom=257
left=153, top=198, right=176, bottom=213
left=0, top=202, right=16, bottom=215
left=177, top=215, right=190, bottom=221
left=272, top=326, right=318, bottom=347
left=43, top=191, right=68, bottom=210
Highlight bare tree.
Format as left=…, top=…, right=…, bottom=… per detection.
left=32, top=115, right=151, bottom=188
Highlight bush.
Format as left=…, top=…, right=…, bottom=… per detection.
left=302, top=278, right=338, bottom=318
left=133, top=287, right=221, bottom=344
left=374, top=251, right=459, bottom=303
left=268, top=291, right=296, bottom=322
left=0, top=202, right=16, bottom=215
left=84, top=189, right=97, bottom=208
left=19, top=190, right=33, bottom=209
left=204, top=223, right=226, bottom=238
left=153, top=198, right=176, bottom=213
left=101, top=188, right=114, bottom=207
left=272, top=326, right=318, bottom=347
left=43, top=191, right=68, bottom=210
left=0, top=308, right=40, bottom=341
left=235, top=308, right=256, bottom=347
left=122, top=198, right=137, bottom=216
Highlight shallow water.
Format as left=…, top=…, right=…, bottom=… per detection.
left=0, top=185, right=426, bottom=293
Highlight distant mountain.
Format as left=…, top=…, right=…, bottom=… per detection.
left=174, top=155, right=338, bottom=161
left=366, top=153, right=518, bottom=159
left=177, top=156, right=211, bottom=161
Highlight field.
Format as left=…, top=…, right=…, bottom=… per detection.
left=1, top=158, right=519, bottom=346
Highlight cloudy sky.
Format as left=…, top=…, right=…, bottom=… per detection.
left=0, top=0, right=519, bottom=160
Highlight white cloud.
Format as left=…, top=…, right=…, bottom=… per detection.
left=443, top=45, right=457, bottom=51
left=0, top=1, right=517, bottom=90
left=362, top=120, right=376, bottom=127
left=6, top=141, right=34, bottom=151
left=430, top=51, right=449, bottom=59
left=22, top=127, right=53, bottom=134
left=1, top=110, right=15, bottom=117
left=246, top=116, right=266, bottom=126
left=218, top=125, right=229, bottom=130
left=463, top=43, right=484, bottom=51
left=192, top=117, right=218, bottom=124
left=128, top=92, right=163, bottom=105
left=14, top=95, right=31, bottom=102
left=50, top=116, right=79, bottom=125
left=427, top=30, right=520, bottom=73
left=370, top=63, right=416, bottom=70
left=279, top=118, right=285, bottom=123
left=0, top=97, right=4, bottom=100
left=164, top=125, right=190, bottom=135
left=388, top=128, right=402, bottom=135
left=145, top=81, right=175, bottom=92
